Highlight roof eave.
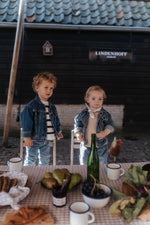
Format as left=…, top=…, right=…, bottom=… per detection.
left=1, top=22, right=150, bottom=32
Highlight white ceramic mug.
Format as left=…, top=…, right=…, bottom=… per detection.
left=8, top=157, right=23, bottom=172
left=107, top=163, right=125, bottom=180
left=69, top=202, right=95, bottom=225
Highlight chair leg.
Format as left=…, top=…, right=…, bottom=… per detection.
left=53, top=139, right=56, bottom=166
left=70, top=130, right=74, bottom=165
left=20, top=128, right=23, bottom=159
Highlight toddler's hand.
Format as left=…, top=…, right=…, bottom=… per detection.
left=24, top=137, right=33, bottom=148
left=57, top=131, right=63, bottom=140
left=96, top=131, right=107, bottom=140
left=77, top=134, right=84, bottom=142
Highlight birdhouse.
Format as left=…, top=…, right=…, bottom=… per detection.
left=42, top=41, right=53, bottom=56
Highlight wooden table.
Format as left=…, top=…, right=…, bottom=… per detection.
left=0, top=162, right=150, bottom=225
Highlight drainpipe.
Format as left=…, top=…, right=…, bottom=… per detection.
left=2, top=0, right=25, bottom=147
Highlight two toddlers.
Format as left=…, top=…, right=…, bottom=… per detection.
left=21, top=73, right=114, bottom=165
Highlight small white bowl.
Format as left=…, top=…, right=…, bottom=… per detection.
left=82, top=183, right=112, bottom=209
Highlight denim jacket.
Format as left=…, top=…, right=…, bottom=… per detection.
left=21, top=95, right=62, bottom=140
left=74, top=106, right=114, bottom=147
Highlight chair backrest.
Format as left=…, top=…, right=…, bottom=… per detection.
left=70, top=130, right=80, bottom=165
left=20, top=128, right=56, bottom=166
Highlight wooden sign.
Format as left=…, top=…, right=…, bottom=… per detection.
left=89, top=49, right=133, bottom=63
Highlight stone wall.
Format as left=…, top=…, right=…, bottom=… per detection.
left=0, top=104, right=124, bottom=133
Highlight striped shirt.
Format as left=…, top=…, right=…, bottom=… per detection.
left=42, top=101, right=55, bottom=140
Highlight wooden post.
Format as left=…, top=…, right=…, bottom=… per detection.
left=2, top=0, right=25, bottom=147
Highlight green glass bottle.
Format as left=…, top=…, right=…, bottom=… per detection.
left=87, top=133, right=99, bottom=183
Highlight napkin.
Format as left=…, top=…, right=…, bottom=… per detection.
left=0, top=171, right=30, bottom=210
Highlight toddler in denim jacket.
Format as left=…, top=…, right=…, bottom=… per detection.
left=21, top=72, right=63, bottom=166
left=74, top=85, right=114, bottom=164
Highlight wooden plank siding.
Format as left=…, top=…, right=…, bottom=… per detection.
left=0, top=28, right=150, bottom=131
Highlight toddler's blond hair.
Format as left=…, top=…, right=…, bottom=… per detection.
left=84, top=85, right=107, bottom=102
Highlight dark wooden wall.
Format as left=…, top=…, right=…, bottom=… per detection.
left=0, top=27, right=150, bottom=131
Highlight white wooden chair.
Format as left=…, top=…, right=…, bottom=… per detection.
left=20, top=128, right=56, bottom=166
left=70, top=130, right=80, bottom=165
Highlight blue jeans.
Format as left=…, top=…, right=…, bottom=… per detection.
left=24, top=140, right=51, bottom=166
left=79, top=143, right=108, bottom=165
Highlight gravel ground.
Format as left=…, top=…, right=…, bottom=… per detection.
left=0, top=131, right=150, bottom=165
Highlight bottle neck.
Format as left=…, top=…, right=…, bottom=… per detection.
left=91, top=133, right=96, bottom=150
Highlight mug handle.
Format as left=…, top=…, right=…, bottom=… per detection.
left=88, top=212, right=95, bottom=224
left=120, top=168, right=125, bottom=177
